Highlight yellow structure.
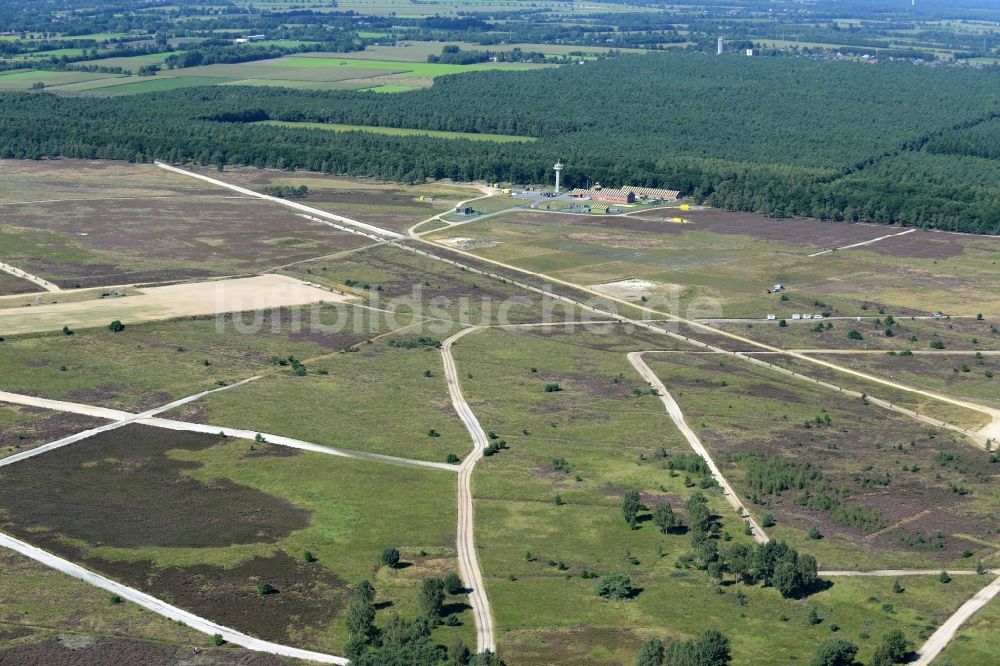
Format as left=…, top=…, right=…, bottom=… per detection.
left=501, top=188, right=512, bottom=197
left=418, top=195, right=425, bottom=202
left=680, top=204, right=690, bottom=211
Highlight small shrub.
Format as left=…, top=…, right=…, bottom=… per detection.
left=108, top=319, right=125, bottom=332
left=212, top=634, right=226, bottom=646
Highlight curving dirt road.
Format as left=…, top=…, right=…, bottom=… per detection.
left=628, top=352, right=769, bottom=544
left=441, top=327, right=496, bottom=653
left=0, top=531, right=347, bottom=664
left=913, top=573, right=1000, bottom=665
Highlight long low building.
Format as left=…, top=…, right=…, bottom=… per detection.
left=569, top=185, right=679, bottom=203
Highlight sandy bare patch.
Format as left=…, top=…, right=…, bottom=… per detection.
left=589, top=278, right=660, bottom=300
left=0, top=275, right=351, bottom=335
left=436, top=236, right=499, bottom=250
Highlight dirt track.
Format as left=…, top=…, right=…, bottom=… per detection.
left=441, top=327, right=496, bottom=653
left=0, top=261, right=60, bottom=293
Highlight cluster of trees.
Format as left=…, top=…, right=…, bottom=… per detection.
left=345, top=575, right=503, bottom=665
left=262, top=184, right=309, bottom=198
left=739, top=454, right=884, bottom=532
left=428, top=45, right=552, bottom=65
left=635, top=630, right=731, bottom=666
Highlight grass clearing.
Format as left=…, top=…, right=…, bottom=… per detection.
left=261, top=120, right=535, bottom=143
left=166, top=324, right=470, bottom=462
left=0, top=305, right=393, bottom=411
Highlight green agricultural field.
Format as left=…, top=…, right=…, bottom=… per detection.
left=360, top=84, right=418, bottom=93
left=262, top=120, right=536, bottom=143
left=0, top=425, right=467, bottom=654
left=279, top=54, right=548, bottom=77
left=0, top=69, right=123, bottom=90
left=94, top=76, right=235, bottom=94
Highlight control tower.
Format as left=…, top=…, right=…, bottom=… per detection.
left=553, top=160, right=564, bottom=194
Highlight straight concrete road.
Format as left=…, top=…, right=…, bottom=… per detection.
left=0, top=260, right=61, bottom=292
left=913, top=573, right=1000, bottom=665
left=441, top=327, right=496, bottom=653
left=156, top=162, right=403, bottom=239
left=141, top=416, right=457, bottom=472
left=0, top=391, right=131, bottom=420
left=0, top=531, right=347, bottom=664
left=628, top=352, right=769, bottom=544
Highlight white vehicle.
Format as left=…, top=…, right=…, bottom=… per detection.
left=813, top=314, right=823, bottom=320
left=766, top=314, right=776, bottom=320
left=803, top=313, right=813, bottom=319
left=792, top=313, right=802, bottom=320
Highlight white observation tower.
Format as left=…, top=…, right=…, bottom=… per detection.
left=553, top=159, right=564, bottom=193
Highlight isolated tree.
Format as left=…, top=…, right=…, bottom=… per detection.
left=622, top=489, right=644, bottom=524
left=418, top=577, right=445, bottom=617
left=596, top=571, right=634, bottom=600
left=108, top=319, right=124, bottom=332
left=869, top=629, right=908, bottom=665
left=379, top=546, right=400, bottom=569
left=635, top=637, right=664, bottom=666
left=443, top=572, right=464, bottom=595
left=696, top=630, right=732, bottom=666
left=810, top=639, right=857, bottom=666
left=653, top=502, right=678, bottom=533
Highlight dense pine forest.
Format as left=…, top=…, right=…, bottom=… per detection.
left=3, top=52, right=1000, bottom=234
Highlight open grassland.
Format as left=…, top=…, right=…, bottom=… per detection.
left=191, top=164, right=481, bottom=232
left=0, top=160, right=373, bottom=287
left=736, top=352, right=992, bottom=431
left=934, top=595, right=1000, bottom=665
left=0, top=425, right=468, bottom=654
left=449, top=327, right=990, bottom=664
left=711, top=315, right=1000, bottom=352
left=0, top=404, right=102, bottom=459
left=808, top=352, right=999, bottom=410
left=643, top=353, right=1000, bottom=569
left=0, top=69, right=124, bottom=90
left=0, top=306, right=394, bottom=411
left=261, top=120, right=535, bottom=143
left=426, top=210, right=1000, bottom=318
left=278, top=243, right=580, bottom=325
left=165, top=324, right=470, bottom=462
